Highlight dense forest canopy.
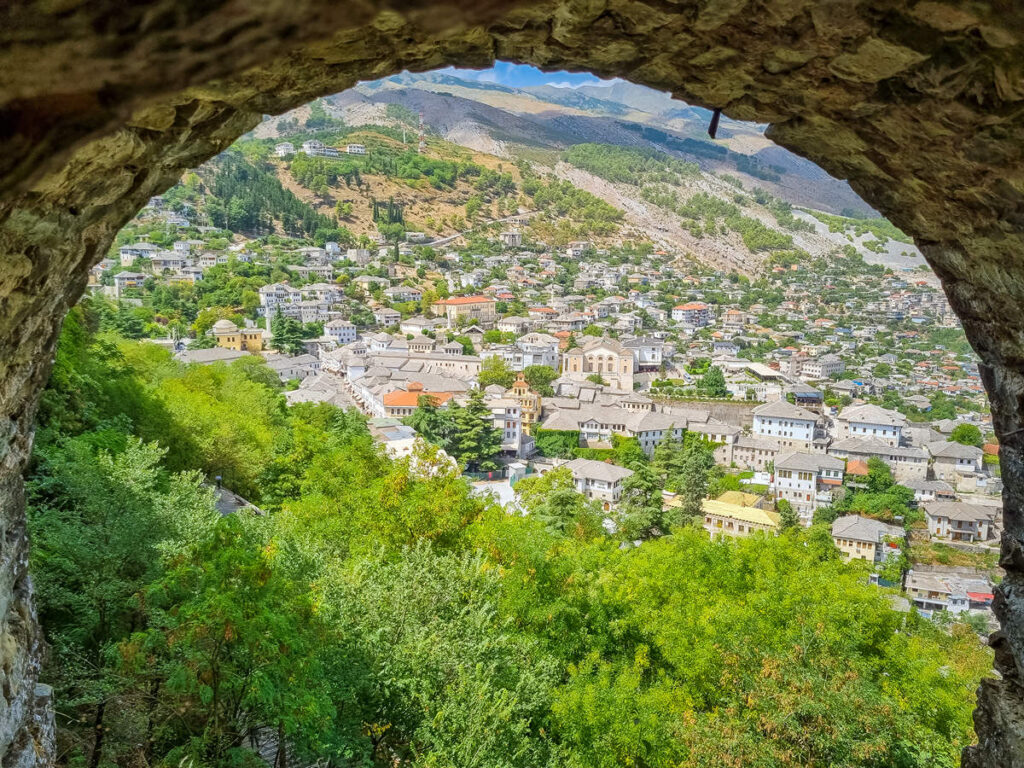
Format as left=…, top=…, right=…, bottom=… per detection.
left=26, top=298, right=991, bottom=768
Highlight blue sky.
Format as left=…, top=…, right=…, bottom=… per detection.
left=435, top=62, right=615, bottom=89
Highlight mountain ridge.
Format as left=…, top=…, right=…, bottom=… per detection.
left=239, top=70, right=922, bottom=274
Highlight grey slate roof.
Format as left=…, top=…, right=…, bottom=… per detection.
left=828, top=437, right=928, bottom=460
left=831, top=515, right=904, bottom=543
left=776, top=451, right=845, bottom=472
left=563, top=458, right=635, bottom=483
left=176, top=347, right=248, bottom=364
left=927, top=441, right=983, bottom=460
left=924, top=501, right=996, bottom=522
left=752, top=400, right=819, bottom=421
left=838, top=403, right=907, bottom=427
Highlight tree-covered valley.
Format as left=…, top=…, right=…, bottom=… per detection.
left=28, top=298, right=991, bottom=768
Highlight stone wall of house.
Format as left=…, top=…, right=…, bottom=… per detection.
left=1, top=2, right=1023, bottom=766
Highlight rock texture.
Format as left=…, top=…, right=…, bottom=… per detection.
left=1, top=1, right=1024, bottom=765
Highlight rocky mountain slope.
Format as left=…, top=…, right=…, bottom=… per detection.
left=244, top=71, right=922, bottom=275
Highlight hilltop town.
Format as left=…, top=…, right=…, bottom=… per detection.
left=94, top=136, right=999, bottom=627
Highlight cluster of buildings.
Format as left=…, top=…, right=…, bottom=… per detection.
left=97, top=238, right=253, bottom=295
left=274, top=140, right=367, bottom=157
left=108, top=191, right=1002, bottom=625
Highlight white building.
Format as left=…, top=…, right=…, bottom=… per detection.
left=836, top=404, right=906, bottom=446
left=258, top=282, right=301, bottom=314
left=562, top=458, right=634, bottom=509
left=903, top=478, right=956, bottom=504
left=301, top=139, right=340, bottom=157
left=800, top=353, right=845, bottom=379
left=373, top=307, right=401, bottom=327
left=112, top=271, right=147, bottom=296
left=831, top=515, right=905, bottom=563
left=383, top=286, right=423, bottom=303
left=671, top=302, right=711, bottom=326
left=118, top=241, right=159, bottom=266
left=906, top=571, right=994, bottom=616
left=622, top=337, right=664, bottom=372
left=925, top=501, right=995, bottom=542
left=346, top=248, right=372, bottom=265
left=751, top=400, right=819, bottom=448
left=481, top=334, right=560, bottom=371
left=928, top=441, right=985, bottom=483
left=324, top=319, right=357, bottom=345
left=400, top=316, right=445, bottom=336
left=487, top=398, right=533, bottom=458
left=828, top=438, right=929, bottom=483
left=773, top=451, right=845, bottom=525
left=496, top=316, right=532, bottom=335
left=274, top=142, right=295, bottom=157
left=565, top=241, right=592, bottom=258
left=345, top=143, right=367, bottom=155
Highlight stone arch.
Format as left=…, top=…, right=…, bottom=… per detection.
left=2, top=2, right=1024, bottom=766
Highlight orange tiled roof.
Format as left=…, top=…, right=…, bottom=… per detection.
left=846, top=460, right=869, bottom=476
left=435, top=295, right=494, bottom=306
left=382, top=390, right=453, bottom=407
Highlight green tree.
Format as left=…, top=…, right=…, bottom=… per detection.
left=28, top=436, right=220, bottom=768
left=478, top=355, right=516, bottom=389
left=270, top=310, right=306, bottom=355
left=523, top=365, right=558, bottom=397
left=321, top=543, right=559, bottom=767
left=617, top=464, right=666, bottom=540
left=465, top=195, right=483, bottom=221
left=123, top=514, right=336, bottom=766
left=813, top=505, right=840, bottom=526
left=651, top=430, right=686, bottom=486
left=449, top=390, right=501, bottom=472
left=452, top=334, right=476, bottom=355
left=866, top=456, right=895, bottom=494
left=515, top=467, right=602, bottom=538
left=613, top=435, right=648, bottom=471
left=671, top=438, right=714, bottom=523
left=877, top=544, right=909, bottom=585
left=404, top=394, right=455, bottom=452
left=776, top=498, right=800, bottom=531
left=700, top=365, right=729, bottom=397
left=949, top=423, right=983, bottom=447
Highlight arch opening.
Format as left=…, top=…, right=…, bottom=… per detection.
left=2, top=5, right=1024, bottom=767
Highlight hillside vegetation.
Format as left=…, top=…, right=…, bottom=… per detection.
left=29, top=299, right=992, bottom=768
left=564, top=143, right=700, bottom=185
left=166, top=116, right=632, bottom=248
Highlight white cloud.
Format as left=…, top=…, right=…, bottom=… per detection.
left=585, top=77, right=621, bottom=88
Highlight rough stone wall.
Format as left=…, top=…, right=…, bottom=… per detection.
left=1, top=1, right=1024, bottom=766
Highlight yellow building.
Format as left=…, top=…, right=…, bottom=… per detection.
left=506, top=373, right=542, bottom=434
left=212, top=319, right=265, bottom=352
left=701, top=494, right=779, bottom=538
left=431, top=295, right=497, bottom=325
left=830, top=515, right=904, bottom=562
left=561, top=337, right=635, bottom=391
